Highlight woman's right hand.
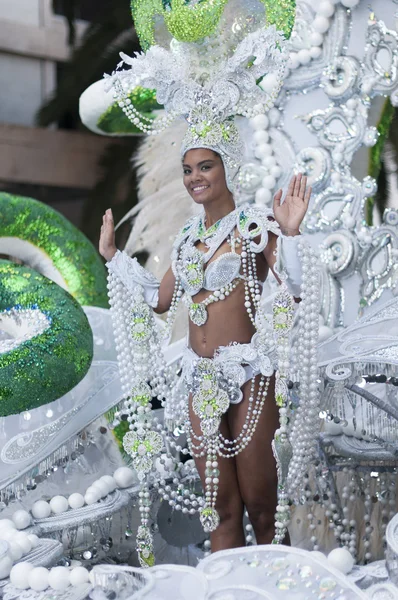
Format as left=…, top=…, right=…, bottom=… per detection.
left=99, top=208, right=117, bottom=262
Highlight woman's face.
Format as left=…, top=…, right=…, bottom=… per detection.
left=182, top=148, right=229, bottom=205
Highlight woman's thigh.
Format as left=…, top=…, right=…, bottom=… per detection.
left=227, top=374, right=279, bottom=514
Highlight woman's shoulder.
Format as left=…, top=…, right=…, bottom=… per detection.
left=171, top=213, right=199, bottom=256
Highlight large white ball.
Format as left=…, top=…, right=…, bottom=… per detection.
left=253, top=130, right=269, bottom=144
left=27, top=534, right=39, bottom=549
left=255, top=143, right=272, bottom=159
left=70, top=566, right=90, bottom=586
left=0, top=519, right=16, bottom=530
left=7, top=541, right=23, bottom=561
left=10, top=562, right=34, bottom=589
left=298, top=49, right=311, bottom=65
left=327, top=547, right=355, bottom=574
left=50, top=495, right=69, bottom=515
left=84, top=492, right=99, bottom=506
left=113, top=467, right=135, bottom=488
left=90, top=480, right=110, bottom=498
left=262, top=175, right=276, bottom=190
left=48, top=566, right=70, bottom=591
left=0, top=554, right=13, bottom=580
left=249, top=114, right=269, bottom=131
left=12, top=510, right=31, bottom=530
left=28, top=567, right=49, bottom=592
left=310, top=47, right=322, bottom=60
left=310, top=32, right=324, bottom=47
left=318, top=325, right=333, bottom=342
left=313, top=16, right=330, bottom=34
left=271, top=165, right=282, bottom=179
left=255, top=188, right=272, bottom=205
left=0, top=529, right=15, bottom=542
left=68, top=493, right=85, bottom=510
left=14, top=532, right=32, bottom=555
left=31, top=500, right=51, bottom=520
left=259, top=73, right=278, bottom=93
left=100, top=476, right=117, bottom=493
left=341, top=0, right=359, bottom=7
left=318, top=1, right=335, bottom=17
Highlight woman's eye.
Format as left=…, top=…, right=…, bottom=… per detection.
left=183, top=169, right=191, bottom=175
left=201, top=165, right=210, bottom=171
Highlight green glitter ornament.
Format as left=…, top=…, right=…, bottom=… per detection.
left=131, top=0, right=295, bottom=51
left=0, top=193, right=108, bottom=308
left=0, top=260, right=93, bottom=417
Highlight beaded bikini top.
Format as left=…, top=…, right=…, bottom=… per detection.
left=171, top=204, right=280, bottom=296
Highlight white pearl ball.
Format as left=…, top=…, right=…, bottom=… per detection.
left=262, top=175, right=276, bottom=190
left=28, top=567, right=49, bottom=591
left=27, top=534, right=39, bottom=549
left=318, top=1, right=335, bottom=17
left=0, top=529, right=15, bottom=542
left=0, top=519, right=16, bottom=530
left=255, top=143, right=272, bottom=159
left=12, top=510, right=31, bottom=530
left=7, top=541, right=23, bottom=561
left=318, top=325, right=333, bottom=342
left=84, top=492, right=99, bottom=506
left=313, top=16, right=330, bottom=33
left=50, top=495, right=69, bottom=515
left=10, top=562, right=34, bottom=589
left=327, top=547, right=355, bottom=574
left=114, top=467, right=136, bottom=488
left=310, top=47, right=322, bottom=59
left=0, top=554, right=13, bottom=580
left=48, top=566, right=70, bottom=590
left=90, top=480, right=109, bottom=498
left=310, top=32, right=324, bottom=47
left=253, top=130, right=269, bottom=144
left=31, top=500, right=51, bottom=519
left=70, top=566, right=90, bottom=586
left=255, top=188, right=272, bottom=205
left=259, top=73, right=278, bottom=93
left=14, top=532, right=32, bottom=555
left=268, top=108, right=280, bottom=126
left=68, top=493, right=85, bottom=510
left=271, top=165, right=282, bottom=179
left=249, top=114, right=269, bottom=131
left=100, top=476, right=117, bottom=493
left=298, top=49, right=311, bottom=65
left=341, top=0, right=359, bottom=7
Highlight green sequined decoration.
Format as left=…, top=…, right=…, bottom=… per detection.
left=131, top=0, right=295, bottom=51
left=0, top=260, right=93, bottom=417
left=0, top=193, right=108, bottom=308
left=97, top=87, right=162, bottom=134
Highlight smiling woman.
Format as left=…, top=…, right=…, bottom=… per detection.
left=94, top=0, right=320, bottom=569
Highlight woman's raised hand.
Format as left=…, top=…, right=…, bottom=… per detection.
left=99, top=209, right=117, bottom=262
left=273, top=173, right=312, bottom=236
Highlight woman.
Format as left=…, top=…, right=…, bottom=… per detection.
left=99, top=146, right=311, bottom=553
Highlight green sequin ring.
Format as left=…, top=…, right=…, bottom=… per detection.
left=97, top=87, right=161, bottom=134
left=131, top=0, right=295, bottom=51
left=0, top=193, right=108, bottom=308
left=0, top=260, right=93, bottom=417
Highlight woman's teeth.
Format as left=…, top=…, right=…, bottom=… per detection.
left=193, top=185, right=209, bottom=192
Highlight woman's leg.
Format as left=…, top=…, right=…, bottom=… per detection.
left=228, top=375, right=289, bottom=545
left=189, top=397, right=245, bottom=552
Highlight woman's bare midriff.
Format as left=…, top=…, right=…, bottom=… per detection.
left=188, top=235, right=269, bottom=357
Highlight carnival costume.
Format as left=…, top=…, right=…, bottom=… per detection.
left=105, top=0, right=321, bottom=567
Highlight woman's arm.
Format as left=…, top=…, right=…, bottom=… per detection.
left=262, top=174, right=312, bottom=297
left=99, top=208, right=176, bottom=314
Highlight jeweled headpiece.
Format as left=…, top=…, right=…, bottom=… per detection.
left=105, top=0, right=294, bottom=191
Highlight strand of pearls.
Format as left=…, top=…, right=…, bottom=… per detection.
left=113, top=78, right=176, bottom=135
left=241, top=239, right=262, bottom=326
left=163, top=276, right=183, bottom=339
left=286, top=241, right=321, bottom=498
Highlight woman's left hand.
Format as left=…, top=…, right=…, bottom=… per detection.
left=273, top=173, right=312, bottom=236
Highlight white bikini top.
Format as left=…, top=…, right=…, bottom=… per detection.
left=172, top=204, right=280, bottom=296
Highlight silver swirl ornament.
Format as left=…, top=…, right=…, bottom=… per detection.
left=322, top=56, right=360, bottom=102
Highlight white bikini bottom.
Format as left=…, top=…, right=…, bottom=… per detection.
left=180, top=333, right=275, bottom=405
